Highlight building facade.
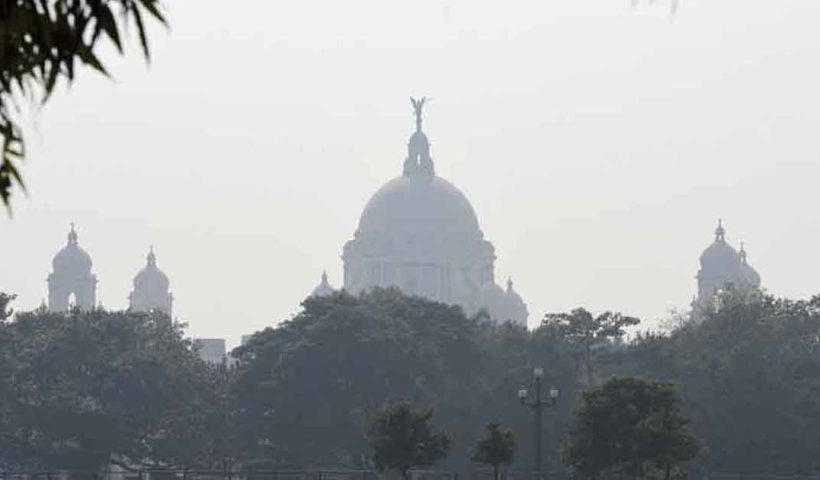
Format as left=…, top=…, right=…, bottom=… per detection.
left=341, top=99, right=528, bottom=325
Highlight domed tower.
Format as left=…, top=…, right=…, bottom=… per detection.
left=309, top=270, right=336, bottom=298
left=695, top=220, right=761, bottom=308
left=504, top=278, right=529, bottom=325
left=129, top=246, right=173, bottom=316
left=342, top=98, right=527, bottom=325
left=47, top=224, right=97, bottom=311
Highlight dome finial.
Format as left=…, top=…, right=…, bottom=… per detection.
left=147, top=245, right=156, bottom=266
left=68, top=222, right=78, bottom=245
left=739, top=241, right=748, bottom=264
left=506, top=277, right=514, bottom=293
left=715, top=218, right=726, bottom=242
left=321, top=269, right=328, bottom=285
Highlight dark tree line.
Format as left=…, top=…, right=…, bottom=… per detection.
left=0, top=305, right=231, bottom=475
left=2, top=286, right=820, bottom=477
left=616, top=289, right=820, bottom=475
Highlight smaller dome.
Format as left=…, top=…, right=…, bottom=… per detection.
left=739, top=243, right=761, bottom=287
left=133, top=247, right=169, bottom=292
left=506, top=278, right=528, bottom=314
left=310, top=270, right=335, bottom=298
left=52, top=224, right=93, bottom=275
left=699, top=219, right=740, bottom=270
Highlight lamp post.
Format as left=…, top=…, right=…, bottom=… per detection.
left=518, top=367, right=559, bottom=479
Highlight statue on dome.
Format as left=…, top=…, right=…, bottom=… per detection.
left=410, top=96, right=427, bottom=132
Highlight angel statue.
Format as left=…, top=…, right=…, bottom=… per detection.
left=410, top=96, right=428, bottom=132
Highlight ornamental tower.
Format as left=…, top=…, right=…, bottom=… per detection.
left=695, top=219, right=761, bottom=308
left=129, top=246, right=173, bottom=316
left=48, top=224, right=97, bottom=311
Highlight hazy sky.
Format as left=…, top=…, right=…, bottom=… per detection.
left=3, top=0, right=820, bottom=346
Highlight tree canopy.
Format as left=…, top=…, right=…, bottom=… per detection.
left=231, top=288, right=579, bottom=469
left=562, top=376, right=699, bottom=480
left=619, top=290, right=820, bottom=474
left=4, top=286, right=820, bottom=476
left=0, top=0, right=165, bottom=209
left=0, top=305, right=222, bottom=473
left=364, top=402, right=452, bottom=480
left=541, top=308, right=639, bottom=386
left=473, top=423, right=516, bottom=480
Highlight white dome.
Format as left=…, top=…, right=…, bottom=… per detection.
left=52, top=226, right=92, bottom=275
left=342, top=98, right=527, bottom=326
left=133, top=249, right=169, bottom=292
left=310, top=271, right=335, bottom=298
left=357, top=175, right=481, bottom=236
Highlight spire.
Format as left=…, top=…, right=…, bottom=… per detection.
left=739, top=241, right=748, bottom=264
left=506, top=277, right=514, bottom=294
left=403, top=97, right=434, bottom=177
left=68, top=222, right=78, bottom=245
left=321, top=269, right=329, bottom=286
left=147, top=245, right=156, bottom=267
left=715, top=218, right=725, bottom=242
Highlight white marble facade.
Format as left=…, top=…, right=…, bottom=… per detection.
left=337, top=99, right=528, bottom=325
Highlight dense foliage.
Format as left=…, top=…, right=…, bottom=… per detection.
left=473, top=423, right=516, bottom=480
left=0, top=0, right=165, bottom=208
left=0, top=305, right=223, bottom=474
left=364, top=402, right=452, bottom=480
left=619, top=290, right=820, bottom=475
left=541, top=308, right=639, bottom=386
left=563, top=377, right=699, bottom=479
left=231, top=288, right=578, bottom=470
left=3, top=286, right=820, bottom=476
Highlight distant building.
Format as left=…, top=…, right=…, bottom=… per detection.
left=309, top=270, right=336, bottom=298
left=129, top=246, right=173, bottom=316
left=340, top=98, right=528, bottom=325
left=194, top=338, right=227, bottom=364
left=48, top=224, right=97, bottom=311
left=694, top=219, right=761, bottom=309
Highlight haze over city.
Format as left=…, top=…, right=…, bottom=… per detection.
left=3, top=0, right=820, bottom=346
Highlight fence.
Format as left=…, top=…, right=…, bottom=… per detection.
left=3, top=469, right=820, bottom=480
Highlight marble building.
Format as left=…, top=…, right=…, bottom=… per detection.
left=328, top=98, right=529, bottom=325
left=695, top=219, right=761, bottom=308
left=129, top=246, right=173, bottom=316
left=48, top=224, right=97, bottom=311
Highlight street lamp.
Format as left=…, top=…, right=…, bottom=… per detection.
left=518, top=367, right=559, bottom=479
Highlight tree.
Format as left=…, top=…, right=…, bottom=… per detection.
left=364, top=402, right=452, bottom=480
left=620, top=290, right=820, bottom=474
left=0, top=306, right=218, bottom=473
left=541, top=308, right=639, bottom=386
left=0, top=291, right=14, bottom=320
left=232, top=288, right=579, bottom=469
left=562, top=376, right=699, bottom=480
left=0, top=0, right=165, bottom=209
left=232, top=288, right=487, bottom=467
left=473, top=423, right=515, bottom=480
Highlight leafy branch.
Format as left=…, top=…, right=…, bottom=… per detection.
left=0, top=0, right=166, bottom=211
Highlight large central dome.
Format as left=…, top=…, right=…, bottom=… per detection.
left=341, top=98, right=528, bottom=325
left=357, top=175, right=481, bottom=236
